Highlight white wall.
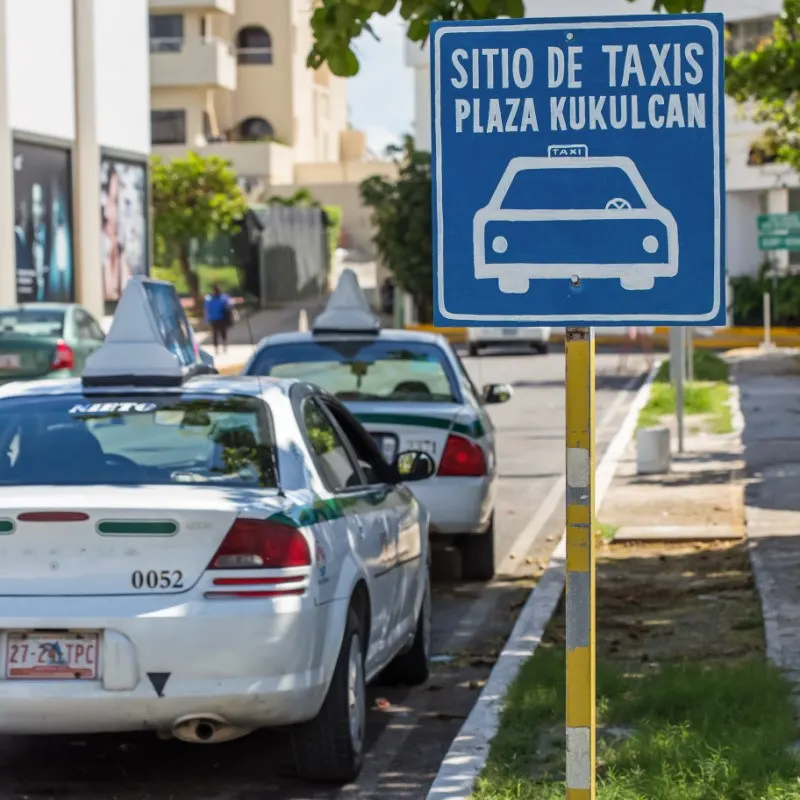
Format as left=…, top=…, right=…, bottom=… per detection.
left=727, top=191, right=765, bottom=277
left=93, top=0, right=151, bottom=155
left=6, top=0, right=75, bottom=141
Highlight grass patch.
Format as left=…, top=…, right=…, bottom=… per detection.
left=151, top=263, right=242, bottom=297
left=596, top=521, right=619, bottom=542
left=472, top=646, right=800, bottom=800
left=654, top=349, right=730, bottom=384
left=638, top=381, right=732, bottom=433
left=639, top=350, right=732, bottom=433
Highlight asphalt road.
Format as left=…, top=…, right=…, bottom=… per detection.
left=0, top=346, right=651, bottom=800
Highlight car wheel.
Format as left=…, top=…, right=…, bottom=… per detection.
left=292, top=607, right=366, bottom=784
left=379, top=572, right=431, bottom=687
left=534, top=343, right=549, bottom=355
left=460, top=515, right=496, bottom=581
left=468, top=343, right=479, bottom=357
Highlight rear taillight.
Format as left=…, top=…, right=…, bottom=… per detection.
left=18, top=511, right=89, bottom=522
left=207, top=519, right=311, bottom=570
left=437, top=434, right=487, bottom=477
left=50, top=340, right=74, bottom=371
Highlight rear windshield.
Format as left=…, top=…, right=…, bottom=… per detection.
left=249, top=340, right=461, bottom=403
left=0, top=394, right=277, bottom=488
left=0, top=309, right=64, bottom=337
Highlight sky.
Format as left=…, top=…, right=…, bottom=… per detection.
left=346, top=9, right=414, bottom=157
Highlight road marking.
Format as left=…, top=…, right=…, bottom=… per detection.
left=425, top=360, right=660, bottom=800
left=495, top=372, right=640, bottom=576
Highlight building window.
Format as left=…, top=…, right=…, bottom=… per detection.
left=725, top=16, right=776, bottom=56
left=149, top=13, right=183, bottom=53
left=239, top=117, right=275, bottom=141
left=151, top=110, right=187, bottom=145
left=236, top=26, right=273, bottom=64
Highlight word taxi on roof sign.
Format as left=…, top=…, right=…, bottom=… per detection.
left=430, top=14, right=726, bottom=327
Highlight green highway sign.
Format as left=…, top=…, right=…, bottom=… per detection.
left=758, top=212, right=800, bottom=233
left=759, top=234, right=800, bottom=251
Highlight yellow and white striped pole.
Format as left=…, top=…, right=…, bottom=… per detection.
left=565, top=326, right=596, bottom=800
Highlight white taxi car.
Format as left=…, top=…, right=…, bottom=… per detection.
left=467, top=325, right=552, bottom=356
left=0, top=277, right=433, bottom=785
left=243, top=270, right=513, bottom=581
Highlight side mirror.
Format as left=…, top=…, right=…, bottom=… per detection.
left=391, top=450, right=436, bottom=483
left=483, top=383, right=513, bottom=404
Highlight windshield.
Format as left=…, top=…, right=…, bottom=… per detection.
left=250, top=340, right=460, bottom=403
left=500, top=165, right=646, bottom=210
left=0, top=393, right=277, bottom=488
left=0, top=309, right=64, bottom=337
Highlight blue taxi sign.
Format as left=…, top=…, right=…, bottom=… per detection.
left=83, top=276, right=215, bottom=387
left=431, top=14, right=726, bottom=326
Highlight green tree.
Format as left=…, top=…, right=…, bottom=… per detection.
left=151, top=152, right=248, bottom=309
left=308, top=0, right=706, bottom=76
left=360, top=136, right=433, bottom=322
left=726, top=0, right=800, bottom=171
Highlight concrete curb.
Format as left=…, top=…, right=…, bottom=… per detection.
left=732, top=374, right=785, bottom=669
left=425, top=360, right=661, bottom=799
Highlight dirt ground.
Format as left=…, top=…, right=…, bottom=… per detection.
left=545, top=536, right=764, bottom=671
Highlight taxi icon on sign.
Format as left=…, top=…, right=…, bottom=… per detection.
left=473, top=145, right=679, bottom=295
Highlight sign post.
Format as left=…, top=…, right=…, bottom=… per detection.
left=430, top=14, right=725, bottom=797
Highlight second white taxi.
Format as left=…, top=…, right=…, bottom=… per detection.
left=0, top=277, right=433, bottom=785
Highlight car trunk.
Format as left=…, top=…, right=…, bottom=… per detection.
left=0, top=335, right=59, bottom=382
left=0, top=485, right=279, bottom=597
left=349, top=401, right=471, bottom=468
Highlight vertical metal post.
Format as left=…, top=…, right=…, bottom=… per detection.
left=763, top=292, right=772, bottom=348
left=565, top=326, right=596, bottom=800
left=686, top=328, right=694, bottom=382
left=675, top=326, right=685, bottom=453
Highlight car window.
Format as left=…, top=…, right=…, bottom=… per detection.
left=500, top=165, right=646, bottom=211
left=0, top=393, right=278, bottom=488
left=302, top=398, right=362, bottom=491
left=251, top=339, right=461, bottom=404
left=320, top=398, right=390, bottom=486
left=0, top=309, right=64, bottom=337
left=450, top=349, right=483, bottom=407
left=86, top=314, right=105, bottom=342
left=74, top=310, right=95, bottom=341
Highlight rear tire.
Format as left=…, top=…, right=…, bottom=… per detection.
left=468, top=343, right=479, bottom=357
left=534, top=343, right=549, bottom=355
left=291, top=607, right=366, bottom=784
left=460, top=515, right=496, bottom=581
left=379, top=573, right=431, bottom=687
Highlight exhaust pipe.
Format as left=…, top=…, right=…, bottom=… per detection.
left=170, top=714, right=253, bottom=744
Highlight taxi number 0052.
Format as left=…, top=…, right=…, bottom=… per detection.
left=130, top=570, right=184, bottom=590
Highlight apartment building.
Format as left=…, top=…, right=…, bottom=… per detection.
left=148, top=0, right=377, bottom=188
left=406, top=0, right=797, bottom=281
left=0, top=0, right=151, bottom=319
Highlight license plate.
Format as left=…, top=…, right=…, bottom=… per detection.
left=502, top=329, right=518, bottom=337
left=0, top=354, right=21, bottom=368
left=5, top=632, right=100, bottom=679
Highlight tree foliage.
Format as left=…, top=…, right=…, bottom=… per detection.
left=151, top=152, right=248, bottom=307
left=308, top=0, right=707, bottom=76
left=360, top=136, right=433, bottom=322
left=725, top=0, right=800, bottom=170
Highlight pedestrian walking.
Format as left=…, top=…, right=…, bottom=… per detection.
left=203, top=284, right=235, bottom=354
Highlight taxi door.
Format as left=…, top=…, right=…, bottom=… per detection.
left=302, top=396, right=400, bottom=673
left=316, top=397, right=421, bottom=657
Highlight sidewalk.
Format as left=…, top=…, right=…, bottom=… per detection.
left=734, top=349, right=800, bottom=707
